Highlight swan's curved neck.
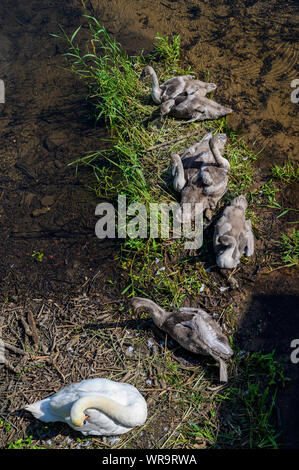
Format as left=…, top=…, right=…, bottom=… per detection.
left=172, top=157, right=186, bottom=191
left=210, top=139, right=230, bottom=172
left=132, top=298, right=166, bottom=327
left=70, top=395, right=143, bottom=428
left=147, top=66, right=162, bottom=104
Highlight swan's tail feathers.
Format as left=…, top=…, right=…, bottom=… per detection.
left=219, top=359, right=228, bottom=383
left=225, top=107, right=233, bottom=115
left=24, top=398, right=58, bottom=422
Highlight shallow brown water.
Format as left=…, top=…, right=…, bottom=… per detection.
left=89, top=0, right=299, bottom=168
left=0, top=0, right=298, bottom=449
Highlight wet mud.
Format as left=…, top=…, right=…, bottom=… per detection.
left=89, top=0, right=299, bottom=168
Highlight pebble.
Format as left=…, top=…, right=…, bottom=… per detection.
left=32, top=207, right=50, bottom=217
left=54, top=160, right=63, bottom=168
left=41, top=195, right=55, bottom=207
left=43, top=130, right=66, bottom=151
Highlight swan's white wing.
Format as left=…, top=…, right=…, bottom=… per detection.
left=50, top=379, right=140, bottom=413
left=27, top=379, right=147, bottom=435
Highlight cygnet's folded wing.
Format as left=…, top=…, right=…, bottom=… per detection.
left=181, top=314, right=233, bottom=358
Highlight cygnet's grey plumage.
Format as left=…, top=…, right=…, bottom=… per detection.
left=170, top=133, right=230, bottom=222
left=214, top=195, right=255, bottom=269
left=139, top=65, right=217, bottom=104
left=160, top=90, right=233, bottom=122
left=131, top=297, right=233, bottom=382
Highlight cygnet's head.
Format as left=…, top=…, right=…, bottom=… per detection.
left=139, top=65, right=153, bottom=81
left=232, top=195, right=248, bottom=211
left=160, top=99, right=175, bottom=117
left=206, top=82, right=217, bottom=93
left=131, top=297, right=165, bottom=328
left=210, top=133, right=227, bottom=151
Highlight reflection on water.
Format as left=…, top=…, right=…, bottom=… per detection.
left=90, top=0, right=298, bottom=166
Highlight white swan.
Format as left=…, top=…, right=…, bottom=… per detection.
left=24, top=378, right=147, bottom=436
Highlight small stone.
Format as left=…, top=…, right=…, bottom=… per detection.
left=32, top=207, right=50, bottom=217
left=41, top=195, right=55, bottom=206
left=23, top=192, right=35, bottom=206
left=43, top=130, right=66, bottom=151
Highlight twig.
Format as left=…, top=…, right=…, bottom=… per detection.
left=3, top=342, right=27, bottom=356
left=1, top=358, right=19, bottom=374
left=19, top=316, right=32, bottom=337
left=261, top=263, right=297, bottom=274
left=27, top=311, right=40, bottom=348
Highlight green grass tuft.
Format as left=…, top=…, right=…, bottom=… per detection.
left=275, top=229, right=299, bottom=268
left=271, top=158, right=299, bottom=184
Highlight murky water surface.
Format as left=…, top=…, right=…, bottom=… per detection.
left=89, top=0, right=298, bottom=165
